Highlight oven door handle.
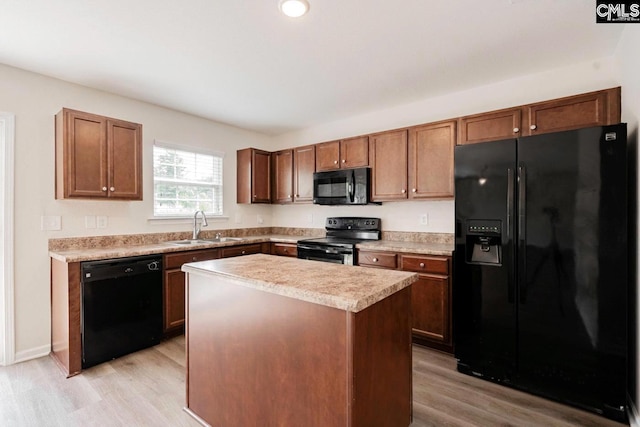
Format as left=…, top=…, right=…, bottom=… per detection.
left=297, top=244, right=352, bottom=254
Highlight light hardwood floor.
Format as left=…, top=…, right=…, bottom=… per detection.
left=0, top=336, right=626, bottom=426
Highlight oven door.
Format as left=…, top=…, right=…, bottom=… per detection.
left=297, top=243, right=354, bottom=265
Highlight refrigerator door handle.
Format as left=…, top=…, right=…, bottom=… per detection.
left=507, top=168, right=514, bottom=241
left=507, top=168, right=515, bottom=303
left=518, top=165, right=527, bottom=304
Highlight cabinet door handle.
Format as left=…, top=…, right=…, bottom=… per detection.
left=401, top=189, right=406, bottom=194
left=530, top=124, right=537, bottom=130
left=253, top=194, right=257, bottom=198
left=373, top=257, right=378, bottom=262
left=412, top=188, right=417, bottom=193
left=110, top=187, right=115, bottom=192
left=513, top=127, right=519, bottom=133
left=419, top=262, right=425, bottom=268
left=102, top=187, right=107, bottom=192
left=334, top=160, right=338, bottom=164
left=287, top=194, right=291, bottom=198
left=342, top=159, right=346, bottom=163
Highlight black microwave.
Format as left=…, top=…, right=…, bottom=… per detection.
left=313, top=167, right=370, bottom=205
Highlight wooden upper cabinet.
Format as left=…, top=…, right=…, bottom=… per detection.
left=293, top=145, right=315, bottom=203
left=458, top=87, right=621, bottom=145
left=340, top=136, right=368, bottom=169
left=315, top=136, right=369, bottom=171
left=272, top=149, right=294, bottom=204
left=369, top=129, right=408, bottom=201
left=108, top=119, right=142, bottom=199
left=237, top=148, right=271, bottom=204
left=55, top=108, right=142, bottom=200
left=315, top=140, right=340, bottom=171
left=458, top=108, right=523, bottom=145
left=525, top=87, right=620, bottom=135
left=408, top=120, right=455, bottom=199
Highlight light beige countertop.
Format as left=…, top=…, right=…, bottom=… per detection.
left=182, top=254, right=418, bottom=312
left=49, top=230, right=454, bottom=263
left=357, top=240, right=454, bottom=256
left=49, top=234, right=300, bottom=263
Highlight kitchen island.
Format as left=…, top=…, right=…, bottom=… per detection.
left=182, top=254, right=419, bottom=427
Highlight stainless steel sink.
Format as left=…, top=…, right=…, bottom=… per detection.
left=165, top=237, right=244, bottom=245
left=165, top=239, right=210, bottom=245
left=204, top=237, right=244, bottom=242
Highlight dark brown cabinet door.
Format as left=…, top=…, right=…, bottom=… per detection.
left=293, top=145, right=315, bottom=203
left=252, top=150, right=272, bottom=203
left=237, top=148, right=272, bottom=204
left=220, top=243, right=264, bottom=258
left=56, top=109, right=142, bottom=200
left=315, top=140, right=340, bottom=171
left=411, top=274, right=451, bottom=346
left=369, top=129, right=408, bottom=201
left=526, top=87, right=620, bottom=136
left=408, top=121, right=455, bottom=199
left=273, top=149, right=293, bottom=204
left=340, top=136, right=368, bottom=168
left=107, top=119, right=142, bottom=199
left=164, top=269, right=186, bottom=333
left=458, top=108, right=523, bottom=145
left=270, top=243, right=298, bottom=257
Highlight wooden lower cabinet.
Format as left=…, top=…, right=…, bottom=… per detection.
left=358, top=249, right=453, bottom=353
left=163, top=249, right=220, bottom=335
left=270, top=242, right=298, bottom=257
left=220, top=243, right=269, bottom=258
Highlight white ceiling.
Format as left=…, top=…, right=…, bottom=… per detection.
left=0, top=0, right=625, bottom=135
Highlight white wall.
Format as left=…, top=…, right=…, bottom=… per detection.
left=269, top=57, right=620, bottom=232
left=0, top=63, right=273, bottom=359
left=0, top=52, right=627, bottom=362
left=613, top=25, right=640, bottom=423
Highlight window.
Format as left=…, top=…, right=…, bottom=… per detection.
left=153, top=141, right=223, bottom=217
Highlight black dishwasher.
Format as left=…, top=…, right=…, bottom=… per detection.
left=81, top=255, right=163, bottom=369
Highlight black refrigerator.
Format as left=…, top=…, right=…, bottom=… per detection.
left=454, top=124, right=628, bottom=422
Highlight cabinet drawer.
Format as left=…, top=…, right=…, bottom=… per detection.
left=358, top=251, right=397, bottom=269
left=271, top=243, right=298, bottom=257
left=164, top=249, right=220, bottom=269
left=400, top=255, right=449, bottom=275
left=220, top=243, right=263, bottom=258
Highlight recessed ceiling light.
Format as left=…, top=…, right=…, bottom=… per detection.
left=279, top=0, right=310, bottom=18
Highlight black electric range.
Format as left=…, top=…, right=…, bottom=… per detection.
left=297, top=217, right=381, bottom=265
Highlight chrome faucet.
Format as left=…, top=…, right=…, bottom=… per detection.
left=192, top=210, right=208, bottom=239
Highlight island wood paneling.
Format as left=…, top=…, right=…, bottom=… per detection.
left=185, top=273, right=412, bottom=427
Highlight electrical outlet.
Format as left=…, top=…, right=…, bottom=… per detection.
left=85, top=216, right=97, bottom=229
left=257, top=215, right=264, bottom=224
left=420, top=214, right=429, bottom=225
left=96, top=216, right=108, bottom=229
left=41, top=215, right=61, bottom=231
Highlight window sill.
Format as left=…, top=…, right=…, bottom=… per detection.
left=148, top=215, right=229, bottom=225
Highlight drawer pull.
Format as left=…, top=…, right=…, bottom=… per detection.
left=513, top=127, right=519, bottom=133
left=530, top=124, right=537, bottom=130
left=419, top=262, right=425, bottom=268
left=242, top=250, right=246, bottom=255
left=192, top=257, right=198, bottom=261
left=373, top=257, right=378, bottom=262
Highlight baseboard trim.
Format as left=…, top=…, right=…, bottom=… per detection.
left=629, top=394, right=639, bottom=427
left=14, top=345, right=50, bottom=364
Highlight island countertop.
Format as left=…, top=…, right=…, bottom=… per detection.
left=182, top=253, right=418, bottom=313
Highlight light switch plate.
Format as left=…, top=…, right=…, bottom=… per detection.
left=85, top=216, right=97, bottom=229
left=41, top=215, right=61, bottom=231
left=97, top=216, right=108, bottom=229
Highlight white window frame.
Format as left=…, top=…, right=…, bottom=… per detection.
left=152, top=140, right=225, bottom=219
left=0, top=112, right=15, bottom=366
